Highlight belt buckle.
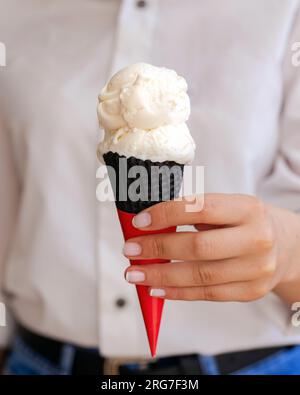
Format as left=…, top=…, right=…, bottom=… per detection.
left=103, top=357, right=153, bottom=375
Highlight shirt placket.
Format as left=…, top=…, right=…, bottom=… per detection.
left=110, top=0, right=159, bottom=74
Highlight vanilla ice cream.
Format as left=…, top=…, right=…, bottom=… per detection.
left=97, top=63, right=195, bottom=164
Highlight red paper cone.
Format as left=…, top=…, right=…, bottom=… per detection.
left=117, top=209, right=176, bottom=357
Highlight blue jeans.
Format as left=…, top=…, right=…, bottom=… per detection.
left=4, top=335, right=300, bottom=375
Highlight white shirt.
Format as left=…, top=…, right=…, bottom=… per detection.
left=0, top=0, right=300, bottom=357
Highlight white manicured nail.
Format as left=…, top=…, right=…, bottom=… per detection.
left=149, top=288, right=166, bottom=297
left=126, top=271, right=145, bottom=283
left=123, top=242, right=142, bottom=256
left=132, top=212, right=152, bottom=228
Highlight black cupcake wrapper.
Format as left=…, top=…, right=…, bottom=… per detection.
left=103, top=151, right=184, bottom=213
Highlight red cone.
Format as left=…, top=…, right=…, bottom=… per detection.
left=117, top=209, right=176, bottom=357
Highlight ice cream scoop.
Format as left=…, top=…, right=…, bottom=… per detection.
left=98, top=63, right=195, bottom=164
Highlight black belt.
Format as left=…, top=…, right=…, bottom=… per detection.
left=17, top=326, right=293, bottom=375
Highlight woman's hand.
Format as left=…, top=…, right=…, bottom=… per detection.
left=123, top=194, right=300, bottom=303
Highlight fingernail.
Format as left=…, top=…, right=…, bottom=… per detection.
left=149, top=288, right=166, bottom=297
left=132, top=212, right=152, bottom=228
left=123, top=242, right=142, bottom=256
left=126, top=270, right=145, bottom=283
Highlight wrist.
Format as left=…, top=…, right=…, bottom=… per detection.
left=270, top=206, right=300, bottom=302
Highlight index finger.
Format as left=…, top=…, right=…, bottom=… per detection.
left=132, top=193, right=260, bottom=230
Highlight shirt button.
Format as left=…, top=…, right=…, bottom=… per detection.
left=136, top=0, right=147, bottom=8
left=115, top=297, right=127, bottom=308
